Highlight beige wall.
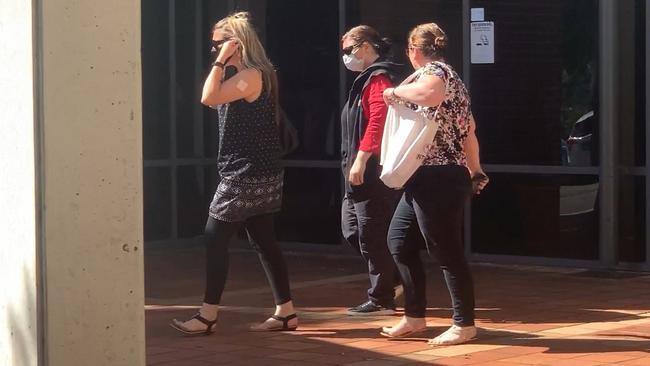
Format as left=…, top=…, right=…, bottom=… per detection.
left=0, top=0, right=39, bottom=364
left=0, top=0, right=145, bottom=364
left=40, top=0, right=145, bottom=365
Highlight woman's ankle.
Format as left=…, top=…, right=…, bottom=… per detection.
left=274, top=300, right=295, bottom=317
left=199, top=303, right=219, bottom=320
left=404, top=315, right=426, bottom=322
left=404, top=315, right=426, bottom=324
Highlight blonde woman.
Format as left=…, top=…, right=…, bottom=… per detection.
left=381, top=23, right=479, bottom=345
left=171, top=12, right=297, bottom=335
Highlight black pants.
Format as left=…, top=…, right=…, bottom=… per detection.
left=387, top=165, right=475, bottom=326
left=341, top=173, right=401, bottom=307
left=203, top=214, right=292, bottom=305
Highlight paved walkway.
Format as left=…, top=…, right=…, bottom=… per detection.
left=145, top=243, right=650, bottom=365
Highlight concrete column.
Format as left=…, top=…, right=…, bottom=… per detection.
left=646, top=0, right=650, bottom=268
left=599, top=0, right=620, bottom=267
left=0, top=0, right=39, bottom=364
left=0, top=0, right=145, bottom=364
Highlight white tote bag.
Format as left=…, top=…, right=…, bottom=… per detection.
left=380, top=63, right=450, bottom=188
left=379, top=104, right=440, bottom=188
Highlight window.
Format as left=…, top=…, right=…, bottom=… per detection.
left=472, top=173, right=600, bottom=260
left=470, top=0, right=599, bottom=166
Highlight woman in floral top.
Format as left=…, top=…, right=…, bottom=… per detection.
left=379, top=23, right=482, bottom=346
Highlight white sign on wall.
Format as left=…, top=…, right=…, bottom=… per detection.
left=470, top=8, right=485, bottom=21
left=471, top=21, right=494, bottom=64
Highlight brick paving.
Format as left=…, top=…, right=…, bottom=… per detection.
left=145, top=243, right=650, bottom=365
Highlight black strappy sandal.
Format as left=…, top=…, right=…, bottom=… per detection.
left=250, top=313, right=298, bottom=332
left=169, top=313, right=217, bottom=336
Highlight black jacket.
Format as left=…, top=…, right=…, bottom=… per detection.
left=340, top=60, right=406, bottom=195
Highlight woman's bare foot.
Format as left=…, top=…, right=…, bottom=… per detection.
left=380, top=316, right=426, bottom=338
left=428, top=325, right=477, bottom=346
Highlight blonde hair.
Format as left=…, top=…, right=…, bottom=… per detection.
left=408, top=23, right=448, bottom=58
left=215, top=12, right=279, bottom=114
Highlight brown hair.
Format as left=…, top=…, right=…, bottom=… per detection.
left=408, top=23, right=448, bottom=59
left=342, top=25, right=392, bottom=57
left=214, top=12, right=279, bottom=119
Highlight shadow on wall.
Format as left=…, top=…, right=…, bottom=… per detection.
left=6, top=266, right=38, bottom=366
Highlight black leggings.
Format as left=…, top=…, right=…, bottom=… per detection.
left=203, top=214, right=292, bottom=305
left=387, top=165, right=475, bottom=326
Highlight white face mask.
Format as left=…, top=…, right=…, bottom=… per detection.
left=342, top=51, right=364, bottom=72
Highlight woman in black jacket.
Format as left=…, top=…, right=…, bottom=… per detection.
left=340, top=25, right=406, bottom=315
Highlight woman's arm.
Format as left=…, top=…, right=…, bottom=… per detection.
left=464, top=114, right=489, bottom=193
left=358, top=74, right=392, bottom=154
left=465, top=114, right=481, bottom=175
left=383, top=73, right=446, bottom=108
left=349, top=75, right=392, bottom=186
left=201, top=68, right=262, bottom=106
left=200, top=40, right=262, bottom=106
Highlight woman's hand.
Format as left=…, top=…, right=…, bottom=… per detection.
left=217, top=40, right=239, bottom=63
left=348, top=156, right=367, bottom=186
left=471, top=171, right=489, bottom=195
left=383, top=87, right=396, bottom=105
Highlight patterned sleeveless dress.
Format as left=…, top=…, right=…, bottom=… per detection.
left=209, top=86, right=284, bottom=222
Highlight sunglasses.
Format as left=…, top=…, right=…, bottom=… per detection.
left=210, top=38, right=231, bottom=53
left=405, top=45, right=418, bottom=55
left=342, top=42, right=364, bottom=56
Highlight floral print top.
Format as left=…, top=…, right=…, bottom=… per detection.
left=397, top=61, right=472, bottom=167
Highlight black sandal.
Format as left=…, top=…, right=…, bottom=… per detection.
left=250, top=313, right=298, bottom=332
left=170, top=313, right=217, bottom=336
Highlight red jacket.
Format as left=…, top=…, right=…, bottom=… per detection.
left=359, top=74, right=393, bottom=155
